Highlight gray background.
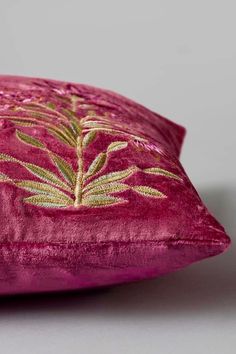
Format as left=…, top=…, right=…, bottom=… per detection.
left=0, top=1, right=235, bottom=353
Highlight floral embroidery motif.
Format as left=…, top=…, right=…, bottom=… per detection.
left=0, top=91, right=181, bottom=208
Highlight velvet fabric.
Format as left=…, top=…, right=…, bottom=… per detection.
left=0, top=75, right=230, bottom=295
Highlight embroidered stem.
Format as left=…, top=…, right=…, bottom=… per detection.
left=25, top=102, right=69, bottom=123
left=74, top=135, right=84, bottom=207
left=72, top=95, right=84, bottom=207
left=71, top=95, right=79, bottom=113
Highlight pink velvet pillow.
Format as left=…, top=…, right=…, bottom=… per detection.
left=0, top=75, right=230, bottom=295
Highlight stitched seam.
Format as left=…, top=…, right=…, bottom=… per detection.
left=0, top=238, right=228, bottom=248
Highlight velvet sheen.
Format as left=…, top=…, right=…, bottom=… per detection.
left=0, top=75, right=231, bottom=295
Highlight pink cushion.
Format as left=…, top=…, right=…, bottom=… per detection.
left=0, top=75, right=230, bottom=295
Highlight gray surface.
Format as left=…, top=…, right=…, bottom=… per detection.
left=0, top=1, right=235, bottom=353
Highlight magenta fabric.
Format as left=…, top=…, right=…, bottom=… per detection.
left=0, top=75, right=231, bottom=295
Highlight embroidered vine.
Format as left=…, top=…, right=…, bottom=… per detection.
left=0, top=92, right=181, bottom=208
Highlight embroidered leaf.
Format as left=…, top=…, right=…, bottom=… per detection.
left=82, top=115, right=110, bottom=123
left=70, top=119, right=81, bottom=135
left=132, top=186, right=166, bottom=198
left=24, top=195, right=71, bottom=208
left=79, top=103, right=96, bottom=110
left=24, top=103, right=45, bottom=111
left=71, top=94, right=79, bottom=112
left=86, top=128, right=136, bottom=140
left=60, top=109, right=81, bottom=135
left=61, top=125, right=77, bottom=140
left=82, top=131, right=97, bottom=148
left=83, top=121, right=111, bottom=128
left=85, top=152, right=107, bottom=179
left=10, top=119, right=36, bottom=127
left=26, top=110, right=53, bottom=120
left=0, top=153, right=17, bottom=162
left=132, top=135, right=146, bottom=142
left=80, top=113, right=110, bottom=124
left=16, top=130, right=45, bottom=149
left=84, top=182, right=130, bottom=196
left=107, top=141, right=128, bottom=153
left=82, top=194, right=126, bottom=207
left=24, top=103, right=59, bottom=118
left=48, top=127, right=76, bottom=147
left=82, top=121, right=100, bottom=127
left=144, top=167, right=181, bottom=180
left=0, top=114, right=35, bottom=122
left=61, top=108, right=76, bottom=120
left=86, top=109, right=97, bottom=116
left=22, top=162, right=72, bottom=192
left=0, top=153, right=72, bottom=191
left=46, top=102, right=56, bottom=110
left=49, top=153, right=76, bottom=187
left=84, top=166, right=138, bottom=191
left=55, top=96, right=70, bottom=106
left=16, top=180, right=73, bottom=202
left=85, top=128, right=116, bottom=134
left=0, top=172, right=11, bottom=182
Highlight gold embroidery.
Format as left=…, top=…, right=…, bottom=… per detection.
left=0, top=94, right=181, bottom=208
